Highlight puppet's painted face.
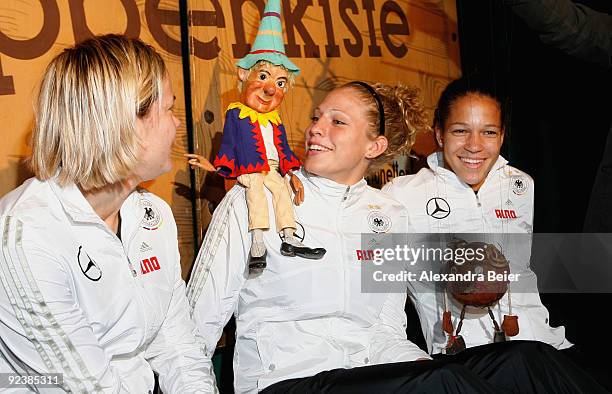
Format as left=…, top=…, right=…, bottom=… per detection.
left=239, top=63, right=289, bottom=113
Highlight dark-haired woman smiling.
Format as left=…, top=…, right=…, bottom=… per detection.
left=385, top=75, right=605, bottom=392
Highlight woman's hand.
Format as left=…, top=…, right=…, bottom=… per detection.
left=184, top=153, right=216, bottom=172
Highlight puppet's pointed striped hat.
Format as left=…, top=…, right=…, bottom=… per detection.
left=236, top=0, right=300, bottom=74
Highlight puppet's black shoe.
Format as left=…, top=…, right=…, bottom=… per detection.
left=280, top=242, right=326, bottom=260
left=248, top=250, right=267, bottom=270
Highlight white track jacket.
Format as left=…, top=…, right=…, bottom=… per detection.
left=383, top=152, right=571, bottom=354
left=0, top=177, right=216, bottom=393
left=187, top=169, right=429, bottom=393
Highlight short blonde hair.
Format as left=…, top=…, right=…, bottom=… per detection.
left=30, top=34, right=167, bottom=190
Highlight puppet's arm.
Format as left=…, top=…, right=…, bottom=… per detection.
left=185, top=153, right=216, bottom=172
left=185, top=109, right=239, bottom=175
left=287, top=170, right=304, bottom=206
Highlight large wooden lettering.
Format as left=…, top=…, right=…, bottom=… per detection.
left=0, top=0, right=460, bottom=278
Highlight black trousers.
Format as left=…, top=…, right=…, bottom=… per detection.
left=561, top=345, right=612, bottom=392
left=261, top=341, right=608, bottom=394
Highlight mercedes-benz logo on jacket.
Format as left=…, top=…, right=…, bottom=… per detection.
left=426, top=197, right=451, bottom=219
left=77, top=245, right=102, bottom=281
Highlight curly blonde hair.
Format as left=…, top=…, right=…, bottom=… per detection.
left=342, top=82, right=430, bottom=173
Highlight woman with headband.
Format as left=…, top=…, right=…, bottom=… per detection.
left=188, top=81, right=457, bottom=393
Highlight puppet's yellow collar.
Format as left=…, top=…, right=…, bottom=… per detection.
left=228, top=102, right=281, bottom=127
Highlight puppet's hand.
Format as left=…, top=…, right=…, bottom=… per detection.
left=184, top=153, right=216, bottom=172
left=289, top=172, right=304, bottom=206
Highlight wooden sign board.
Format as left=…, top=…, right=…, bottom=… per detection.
left=0, top=0, right=459, bottom=277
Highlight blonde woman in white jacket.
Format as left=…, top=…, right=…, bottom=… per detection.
left=0, top=35, right=216, bottom=393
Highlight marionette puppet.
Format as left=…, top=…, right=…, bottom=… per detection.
left=186, top=0, right=325, bottom=271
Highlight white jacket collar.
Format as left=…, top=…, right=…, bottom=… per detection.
left=427, top=152, right=508, bottom=190
left=300, top=168, right=368, bottom=202
left=48, top=176, right=138, bottom=226
left=48, top=177, right=104, bottom=224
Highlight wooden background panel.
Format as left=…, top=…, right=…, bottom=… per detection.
left=187, top=0, right=461, bottom=233
left=1, top=0, right=461, bottom=278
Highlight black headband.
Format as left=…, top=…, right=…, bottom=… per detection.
left=350, top=81, right=385, bottom=136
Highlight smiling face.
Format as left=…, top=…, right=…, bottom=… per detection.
left=239, top=62, right=289, bottom=113
left=133, top=74, right=180, bottom=182
left=303, top=87, right=387, bottom=185
left=436, top=93, right=504, bottom=191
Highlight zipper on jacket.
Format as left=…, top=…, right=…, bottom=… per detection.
left=124, top=211, right=143, bottom=279
left=342, top=185, right=350, bottom=202
left=339, top=185, right=350, bottom=315
left=474, top=190, right=488, bottom=233
left=126, top=256, right=138, bottom=278
left=122, top=203, right=150, bottom=345
left=113, top=218, right=140, bottom=278
left=106, top=223, right=139, bottom=279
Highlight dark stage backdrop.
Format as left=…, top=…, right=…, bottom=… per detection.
left=456, top=0, right=612, bottom=349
